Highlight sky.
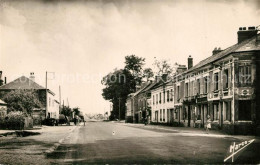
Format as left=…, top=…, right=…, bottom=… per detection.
left=0, top=0, right=259, bottom=114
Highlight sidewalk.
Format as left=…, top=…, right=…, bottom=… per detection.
left=0, top=122, right=79, bottom=137
left=122, top=123, right=256, bottom=139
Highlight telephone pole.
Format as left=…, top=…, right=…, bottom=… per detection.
left=119, top=97, right=121, bottom=121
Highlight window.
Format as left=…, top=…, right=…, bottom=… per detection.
left=163, top=91, right=165, bottom=103
left=49, top=98, right=51, bottom=107
left=213, top=104, right=219, bottom=120
left=153, top=95, right=155, bottom=105
left=156, top=94, right=158, bottom=104
left=239, top=65, right=251, bottom=85
left=160, top=109, right=162, bottom=121
left=204, top=77, right=208, bottom=93
left=159, top=92, right=161, bottom=104
left=197, top=79, right=200, bottom=95
left=177, top=86, right=180, bottom=100
left=197, top=106, right=201, bottom=120
left=214, top=73, right=219, bottom=91
left=238, top=100, right=251, bottom=120
left=223, top=69, right=229, bottom=89
left=167, top=90, right=169, bottom=102
left=185, top=83, right=188, bottom=97
left=170, top=89, right=173, bottom=101
left=224, top=101, right=231, bottom=121
left=190, top=81, right=194, bottom=96
left=163, top=109, right=165, bottom=121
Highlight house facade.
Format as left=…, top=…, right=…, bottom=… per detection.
left=151, top=81, right=175, bottom=125
left=172, top=27, right=260, bottom=134
left=125, top=81, right=159, bottom=123
left=0, top=75, right=60, bottom=120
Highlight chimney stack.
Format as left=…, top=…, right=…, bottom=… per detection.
left=188, top=55, right=193, bottom=69
left=0, top=71, right=3, bottom=86
left=212, top=47, right=222, bottom=55
left=155, top=75, right=162, bottom=82
left=237, top=26, right=257, bottom=43
left=4, top=77, right=7, bottom=84
left=162, top=73, right=168, bottom=82
left=30, top=72, right=35, bottom=82
left=176, top=65, right=187, bottom=74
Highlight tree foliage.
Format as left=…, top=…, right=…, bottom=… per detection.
left=124, top=55, right=145, bottom=85
left=73, top=107, right=80, bottom=116
left=102, top=55, right=147, bottom=120
left=2, top=90, right=42, bottom=115
left=153, top=59, right=176, bottom=77
left=61, top=105, right=72, bottom=117
left=143, top=68, right=154, bottom=81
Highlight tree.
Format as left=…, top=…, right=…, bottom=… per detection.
left=73, top=107, right=80, bottom=116
left=102, top=69, right=136, bottom=120
left=102, top=55, right=146, bottom=120
left=124, top=55, right=145, bottom=85
left=143, top=68, right=154, bottom=81
left=153, top=59, right=176, bottom=76
left=61, top=106, right=72, bottom=117
left=2, top=89, right=42, bottom=115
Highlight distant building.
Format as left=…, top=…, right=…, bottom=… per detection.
left=0, top=74, right=59, bottom=120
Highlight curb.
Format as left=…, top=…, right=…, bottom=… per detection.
left=44, top=126, right=80, bottom=154
left=0, top=131, right=16, bottom=137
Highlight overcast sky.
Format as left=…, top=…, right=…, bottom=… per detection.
left=0, top=0, right=259, bottom=114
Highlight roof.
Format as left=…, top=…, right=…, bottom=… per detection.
left=184, top=33, right=260, bottom=74
left=132, top=82, right=151, bottom=97
left=151, top=80, right=173, bottom=91
left=0, top=76, right=55, bottom=95
left=0, top=99, right=7, bottom=105
left=140, top=81, right=160, bottom=94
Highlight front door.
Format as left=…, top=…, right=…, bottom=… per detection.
left=155, top=111, right=158, bottom=123
left=188, top=106, right=191, bottom=127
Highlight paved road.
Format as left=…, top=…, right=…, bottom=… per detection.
left=47, top=121, right=260, bottom=164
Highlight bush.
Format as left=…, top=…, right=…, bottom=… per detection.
left=33, top=117, right=42, bottom=126
left=0, top=111, right=25, bottom=130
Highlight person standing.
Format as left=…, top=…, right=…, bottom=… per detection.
left=206, top=115, right=211, bottom=134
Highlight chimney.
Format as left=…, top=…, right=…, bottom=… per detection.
left=30, top=72, right=35, bottom=81
left=188, top=55, right=193, bottom=69
left=155, top=75, right=162, bottom=82
left=4, top=77, right=7, bottom=84
left=212, top=47, right=222, bottom=55
left=0, top=71, right=3, bottom=86
left=176, top=65, right=187, bottom=74
left=237, top=26, right=257, bottom=43
left=162, top=73, right=168, bottom=82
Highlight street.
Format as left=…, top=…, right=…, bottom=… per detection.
left=46, top=122, right=260, bottom=164
left=0, top=121, right=259, bottom=164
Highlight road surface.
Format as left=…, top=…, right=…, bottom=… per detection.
left=47, top=121, right=260, bottom=164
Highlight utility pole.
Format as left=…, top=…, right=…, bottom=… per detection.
left=119, top=97, right=121, bottom=121
left=59, top=85, right=61, bottom=113
left=45, top=71, right=48, bottom=118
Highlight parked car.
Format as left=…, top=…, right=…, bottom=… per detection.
left=59, top=114, right=70, bottom=125
left=42, top=118, right=58, bottom=126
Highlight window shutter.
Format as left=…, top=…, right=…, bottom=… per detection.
left=194, top=79, right=197, bottom=95
left=201, top=77, right=204, bottom=94
left=228, top=68, right=231, bottom=88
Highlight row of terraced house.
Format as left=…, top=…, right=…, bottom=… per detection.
left=126, top=26, right=260, bottom=135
